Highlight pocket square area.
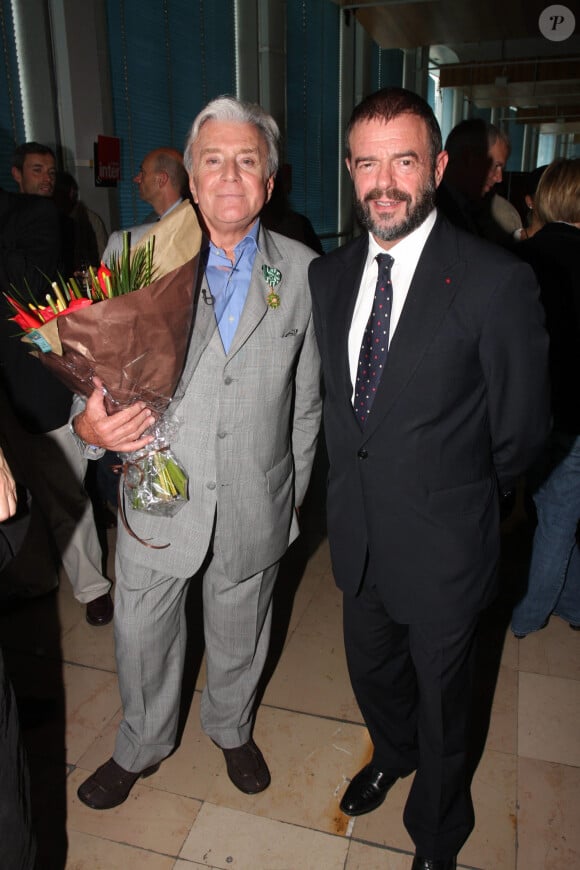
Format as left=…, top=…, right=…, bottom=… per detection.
left=283, top=329, right=298, bottom=337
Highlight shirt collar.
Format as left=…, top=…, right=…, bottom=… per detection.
left=365, top=208, right=437, bottom=269
left=209, top=219, right=261, bottom=260
left=158, top=197, right=184, bottom=221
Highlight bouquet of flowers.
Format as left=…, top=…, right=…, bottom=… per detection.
left=4, top=202, right=203, bottom=536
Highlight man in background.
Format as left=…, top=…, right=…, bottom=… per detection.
left=436, top=118, right=521, bottom=246
left=11, top=142, right=56, bottom=197
left=0, top=186, right=113, bottom=626
left=102, top=147, right=190, bottom=264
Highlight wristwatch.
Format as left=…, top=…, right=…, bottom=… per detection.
left=68, top=418, right=105, bottom=460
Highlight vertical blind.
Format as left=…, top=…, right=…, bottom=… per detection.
left=105, top=0, right=235, bottom=227
left=286, top=0, right=341, bottom=251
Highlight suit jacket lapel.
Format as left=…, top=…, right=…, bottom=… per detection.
left=226, top=225, right=276, bottom=358
left=331, top=235, right=369, bottom=409
left=176, top=241, right=215, bottom=395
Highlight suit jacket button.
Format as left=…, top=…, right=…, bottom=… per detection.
left=207, top=481, right=216, bottom=490
left=357, top=449, right=368, bottom=459
left=224, top=376, right=233, bottom=385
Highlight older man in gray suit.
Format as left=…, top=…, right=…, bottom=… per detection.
left=72, top=97, right=322, bottom=809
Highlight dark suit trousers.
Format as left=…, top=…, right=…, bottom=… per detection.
left=343, top=572, right=478, bottom=858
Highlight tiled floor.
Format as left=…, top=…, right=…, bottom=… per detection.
left=1, top=480, right=579, bottom=870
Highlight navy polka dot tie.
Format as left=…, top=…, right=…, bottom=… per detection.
left=354, top=253, right=394, bottom=427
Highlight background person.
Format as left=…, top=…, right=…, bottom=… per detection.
left=0, top=187, right=113, bottom=626
left=11, top=142, right=56, bottom=197
left=511, top=158, right=580, bottom=639
left=101, top=147, right=190, bottom=265
left=0, top=445, right=36, bottom=870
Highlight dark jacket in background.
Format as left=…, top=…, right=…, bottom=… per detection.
left=0, top=190, right=73, bottom=433
left=516, top=222, right=580, bottom=434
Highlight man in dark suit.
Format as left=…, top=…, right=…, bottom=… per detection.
left=308, top=88, right=550, bottom=870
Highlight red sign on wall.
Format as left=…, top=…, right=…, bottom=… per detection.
left=95, top=135, right=121, bottom=187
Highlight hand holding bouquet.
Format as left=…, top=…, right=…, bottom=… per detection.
left=3, top=202, right=203, bottom=540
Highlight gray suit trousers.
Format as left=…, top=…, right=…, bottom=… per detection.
left=112, top=540, right=278, bottom=771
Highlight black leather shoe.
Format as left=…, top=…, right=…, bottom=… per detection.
left=77, top=758, right=160, bottom=809
left=411, top=856, right=456, bottom=870
left=86, top=592, right=114, bottom=626
left=220, top=738, right=271, bottom=794
left=339, top=763, right=398, bottom=816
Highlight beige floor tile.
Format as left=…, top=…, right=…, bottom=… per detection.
left=269, top=536, right=332, bottom=653
left=518, top=615, right=580, bottom=681
left=65, top=829, right=176, bottom=869
left=174, top=862, right=218, bottom=869
left=501, top=628, right=521, bottom=671
left=485, top=665, right=518, bottom=755
left=141, top=693, right=224, bottom=801
left=4, top=509, right=577, bottom=870
left=57, top=572, right=90, bottom=637
left=61, top=617, right=116, bottom=671
left=302, top=537, right=333, bottom=576
left=291, top=570, right=343, bottom=639
left=336, top=729, right=413, bottom=854
left=458, top=750, right=517, bottom=870
left=284, top=563, right=328, bottom=638
left=204, top=706, right=368, bottom=835
left=74, top=708, right=122, bottom=770
left=75, top=694, right=223, bottom=802
left=345, top=842, right=475, bottom=870
left=518, top=672, right=580, bottom=766
left=62, top=663, right=122, bottom=764
left=180, top=802, right=349, bottom=869
left=516, top=757, right=580, bottom=870
left=352, top=749, right=517, bottom=869
left=262, top=621, right=361, bottom=722
left=68, top=768, right=201, bottom=856
left=350, top=776, right=414, bottom=854
left=16, top=660, right=121, bottom=766
left=345, top=841, right=413, bottom=868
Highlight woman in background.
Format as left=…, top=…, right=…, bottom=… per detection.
left=511, top=158, right=580, bottom=638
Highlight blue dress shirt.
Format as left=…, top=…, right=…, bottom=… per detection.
left=206, top=221, right=260, bottom=353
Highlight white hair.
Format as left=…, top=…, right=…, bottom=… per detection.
left=183, top=95, right=279, bottom=178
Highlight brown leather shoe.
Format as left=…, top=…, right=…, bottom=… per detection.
left=86, top=592, right=114, bottom=626
left=77, top=758, right=159, bottom=810
left=220, top=738, right=271, bottom=794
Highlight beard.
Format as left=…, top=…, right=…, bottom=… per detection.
left=354, top=177, right=436, bottom=242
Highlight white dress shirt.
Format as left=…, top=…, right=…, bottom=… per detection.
left=348, top=209, right=437, bottom=401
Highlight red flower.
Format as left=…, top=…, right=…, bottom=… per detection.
left=97, top=264, right=113, bottom=297
left=5, top=295, right=44, bottom=330
left=61, top=298, right=93, bottom=315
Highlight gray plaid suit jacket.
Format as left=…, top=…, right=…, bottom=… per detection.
left=117, top=225, right=322, bottom=581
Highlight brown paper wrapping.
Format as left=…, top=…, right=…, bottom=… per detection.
left=23, top=202, right=203, bottom=414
